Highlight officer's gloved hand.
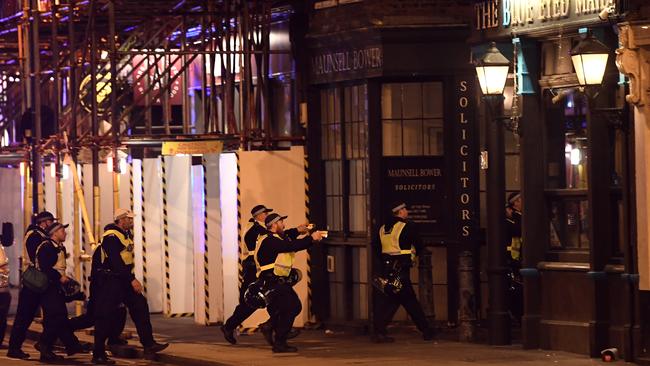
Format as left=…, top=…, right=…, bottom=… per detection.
left=311, top=231, right=324, bottom=242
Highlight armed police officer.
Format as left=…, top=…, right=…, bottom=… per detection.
left=255, top=213, right=322, bottom=353
left=372, top=203, right=434, bottom=343
left=221, top=204, right=271, bottom=344
left=36, top=222, right=85, bottom=363
left=7, top=212, right=83, bottom=359
left=91, top=208, right=168, bottom=365
left=221, top=205, right=304, bottom=345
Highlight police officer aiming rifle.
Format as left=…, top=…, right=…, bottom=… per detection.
left=222, top=205, right=305, bottom=345
left=254, top=213, right=323, bottom=353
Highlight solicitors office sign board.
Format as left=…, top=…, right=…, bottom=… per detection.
left=382, top=157, right=445, bottom=235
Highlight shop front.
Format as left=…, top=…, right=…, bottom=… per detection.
left=304, top=0, right=480, bottom=331
left=472, top=0, right=640, bottom=359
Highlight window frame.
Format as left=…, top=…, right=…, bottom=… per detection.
left=320, top=83, right=369, bottom=238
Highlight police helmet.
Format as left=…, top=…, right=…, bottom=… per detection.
left=243, top=281, right=270, bottom=309
left=63, top=278, right=85, bottom=302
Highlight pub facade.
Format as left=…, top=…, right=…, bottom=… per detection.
left=472, top=0, right=650, bottom=361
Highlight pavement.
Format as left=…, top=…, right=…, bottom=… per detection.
left=0, top=289, right=632, bottom=366
left=0, top=314, right=632, bottom=366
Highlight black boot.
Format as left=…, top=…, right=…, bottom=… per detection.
left=220, top=325, right=237, bottom=345
left=272, top=342, right=297, bottom=353
left=7, top=348, right=30, bottom=359
left=92, top=353, right=116, bottom=365
left=143, top=341, right=169, bottom=357
left=259, top=322, right=274, bottom=346
left=39, top=350, right=65, bottom=364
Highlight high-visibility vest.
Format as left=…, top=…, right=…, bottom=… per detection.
left=254, top=233, right=295, bottom=277
left=99, top=229, right=135, bottom=273
left=55, top=244, right=67, bottom=274
left=22, top=229, right=45, bottom=269
left=34, top=240, right=66, bottom=274
left=508, top=237, right=522, bottom=261
left=379, top=221, right=415, bottom=262
left=242, top=221, right=263, bottom=259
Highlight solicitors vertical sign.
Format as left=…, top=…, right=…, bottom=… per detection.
left=456, top=77, right=479, bottom=245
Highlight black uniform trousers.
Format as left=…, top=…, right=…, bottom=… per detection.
left=507, top=260, right=523, bottom=322
left=373, top=267, right=431, bottom=335
left=8, top=286, right=41, bottom=350
left=223, top=258, right=259, bottom=331
left=93, top=274, right=154, bottom=356
left=68, top=280, right=127, bottom=342
left=267, top=282, right=301, bottom=345
left=40, top=285, right=76, bottom=352
left=0, top=292, right=11, bottom=346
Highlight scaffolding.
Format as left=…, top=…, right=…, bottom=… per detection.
left=0, top=0, right=300, bottom=213
left=0, top=2, right=303, bottom=298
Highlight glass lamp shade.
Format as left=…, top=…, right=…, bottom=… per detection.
left=571, top=53, right=609, bottom=86
left=570, top=33, right=610, bottom=86
left=476, top=64, right=510, bottom=95
left=475, top=42, right=510, bottom=95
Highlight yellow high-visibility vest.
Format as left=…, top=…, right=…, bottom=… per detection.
left=22, top=230, right=35, bottom=270
left=379, top=221, right=415, bottom=262
left=508, top=237, right=522, bottom=261
left=242, top=221, right=263, bottom=259
left=99, top=229, right=135, bottom=273
left=54, top=243, right=67, bottom=274
left=254, top=233, right=295, bottom=277
left=34, top=239, right=66, bottom=274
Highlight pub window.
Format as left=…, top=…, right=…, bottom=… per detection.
left=320, top=84, right=368, bottom=234
left=546, top=92, right=590, bottom=250
left=381, top=82, right=443, bottom=156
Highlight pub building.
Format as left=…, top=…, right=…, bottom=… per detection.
left=302, top=0, right=480, bottom=331
left=471, top=0, right=650, bottom=361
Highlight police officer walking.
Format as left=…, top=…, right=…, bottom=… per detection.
left=7, top=211, right=54, bottom=359
left=7, top=212, right=83, bottom=359
left=371, top=203, right=434, bottom=343
left=67, top=258, right=128, bottom=346
left=91, top=208, right=168, bottom=365
left=37, top=222, right=84, bottom=363
left=255, top=213, right=322, bottom=353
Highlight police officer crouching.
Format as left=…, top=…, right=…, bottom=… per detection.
left=91, top=208, right=168, bottom=365
left=255, top=213, right=323, bottom=353
left=371, top=203, right=434, bottom=343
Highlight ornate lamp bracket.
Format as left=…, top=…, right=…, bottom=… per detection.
left=616, top=22, right=650, bottom=111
